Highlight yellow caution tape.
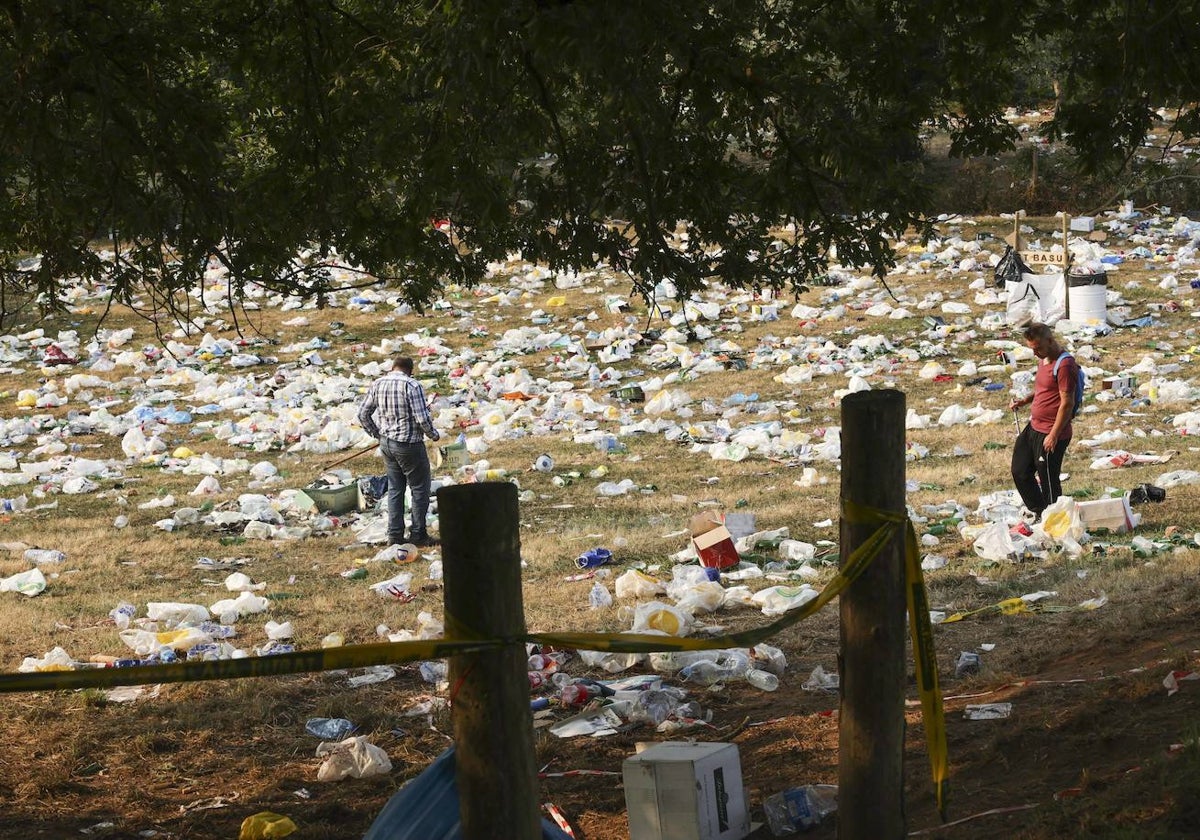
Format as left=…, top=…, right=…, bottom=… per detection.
left=0, top=638, right=498, bottom=694
left=941, top=596, right=1031, bottom=624
left=903, top=510, right=949, bottom=820
left=0, top=499, right=947, bottom=818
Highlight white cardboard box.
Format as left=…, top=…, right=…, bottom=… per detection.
left=1076, top=496, right=1138, bottom=533
left=1070, top=216, right=1096, bottom=232
left=624, top=742, right=750, bottom=840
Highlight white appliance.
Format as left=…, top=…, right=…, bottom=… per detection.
left=623, top=741, right=751, bottom=840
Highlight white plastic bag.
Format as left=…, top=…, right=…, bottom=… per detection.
left=751, top=585, right=818, bottom=616
left=614, top=570, right=665, bottom=599
left=190, top=475, right=222, bottom=496
left=224, top=572, right=264, bottom=592
left=577, top=648, right=646, bottom=673
left=119, top=626, right=212, bottom=655
left=588, top=581, right=613, bottom=609
left=778, top=539, right=816, bottom=562
left=315, top=736, right=393, bottom=782
left=972, top=521, right=1018, bottom=562
left=370, top=572, right=414, bottom=599
left=629, top=601, right=693, bottom=636
left=673, top=581, right=726, bottom=614
left=1040, top=496, right=1085, bottom=556
left=937, top=404, right=969, bottom=427
left=209, top=591, right=269, bottom=624
left=146, top=602, right=210, bottom=626
left=0, top=567, right=46, bottom=597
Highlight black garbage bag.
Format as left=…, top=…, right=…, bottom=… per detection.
left=994, top=245, right=1033, bottom=289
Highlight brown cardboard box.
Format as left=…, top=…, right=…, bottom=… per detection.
left=689, top=510, right=724, bottom=537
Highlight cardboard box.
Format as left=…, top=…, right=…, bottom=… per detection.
left=693, top=526, right=740, bottom=570
left=624, top=742, right=751, bottom=840
left=689, top=510, right=723, bottom=537
left=1070, top=216, right=1096, bottom=232
left=1102, top=375, right=1135, bottom=392
left=1076, top=496, right=1138, bottom=533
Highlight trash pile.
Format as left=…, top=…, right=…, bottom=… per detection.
left=3, top=204, right=1200, bottom=830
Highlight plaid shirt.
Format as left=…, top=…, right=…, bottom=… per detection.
left=357, top=372, right=440, bottom=444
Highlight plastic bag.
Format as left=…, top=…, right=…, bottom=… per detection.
left=629, top=601, right=693, bottom=636
left=209, top=591, right=270, bottom=624
left=239, top=812, right=297, bottom=840
left=1041, top=496, right=1084, bottom=556
left=0, top=567, right=47, bottom=597
left=751, top=585, right=818, bottom=616
left=119, top=626, right=212, bottom=656
left=972, top=521, right=1018, bottom=562
left=316, top=736, right=393, bottom=782
left=673, top=581, right=726, bottom=614
left=614, top=570, right=665, bottom=599
left=937, top=404, right=969, bottom=427
left=577, top=648, right=646, bottom=673
left=147, top=602, right=211, bottom=626
left=588, top=581, right=613, bottom=609
left=994, top=246, right=1032, bottom=289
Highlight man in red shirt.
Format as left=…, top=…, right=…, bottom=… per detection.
left=1008, top=323, right=1078, bottom=520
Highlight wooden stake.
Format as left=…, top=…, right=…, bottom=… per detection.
left=839, top=390, right=907, bottom=840
left=1028, top=146, right=1038, bottom=198
left=1063, top=213, right=1072, bottom=319
left=440, top=483, right=541, bottom=840
left=320, top=442, right=379, bottom=471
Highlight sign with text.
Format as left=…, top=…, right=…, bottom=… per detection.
left=1020, top=250, right=1068, bottom=267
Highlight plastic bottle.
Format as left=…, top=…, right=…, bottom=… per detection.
left=679, top=661, right=741, bottom=686
left=560, top=682, right=601, bottom=707
left=746, top=668, right=780, bottom=691
left=108, top=602, right=136, bottom=630
left=24, top=548, right=66, bottom=565
left=763, top=784, right=839, bottom=835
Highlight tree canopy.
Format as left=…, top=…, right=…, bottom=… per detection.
left=1, top=1, right=1197, bottom=324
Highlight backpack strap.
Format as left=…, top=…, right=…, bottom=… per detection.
left=1051, top=352, right=1072, bottom=379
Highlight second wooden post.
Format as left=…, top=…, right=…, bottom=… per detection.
left=838, top=389, right=907, bottom=839
left=439, top=482, right=541, bottom=840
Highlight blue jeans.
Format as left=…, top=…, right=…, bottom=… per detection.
left=380, top=439, right=432, bottom=542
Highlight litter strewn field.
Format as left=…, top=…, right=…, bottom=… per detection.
left=2, top=207, right=1200, bottom=838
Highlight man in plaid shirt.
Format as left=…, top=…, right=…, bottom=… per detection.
left=358, top=356, right=441, bottom=546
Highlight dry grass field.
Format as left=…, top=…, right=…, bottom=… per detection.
left=2, top=210, right=1200, bottom=839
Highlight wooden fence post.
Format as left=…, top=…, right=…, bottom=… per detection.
left=439, top=483, right=541, bottom=840
left=838, top=389, right=907, bottom=839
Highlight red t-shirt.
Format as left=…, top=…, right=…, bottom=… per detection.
left=1030, top=354, right=1078, bottom=437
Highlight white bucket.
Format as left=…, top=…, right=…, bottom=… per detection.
left=1068, top=273, right=1108, bottom=324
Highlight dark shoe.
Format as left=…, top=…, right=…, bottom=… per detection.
left=1129, top=484, right=1166, bottom=505
left=388, top=534, right=407, bottom=546
left=411, top=533, right=440, bottom=547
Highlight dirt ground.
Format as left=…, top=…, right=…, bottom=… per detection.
left=3, top=568, right=1200, bottom=840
